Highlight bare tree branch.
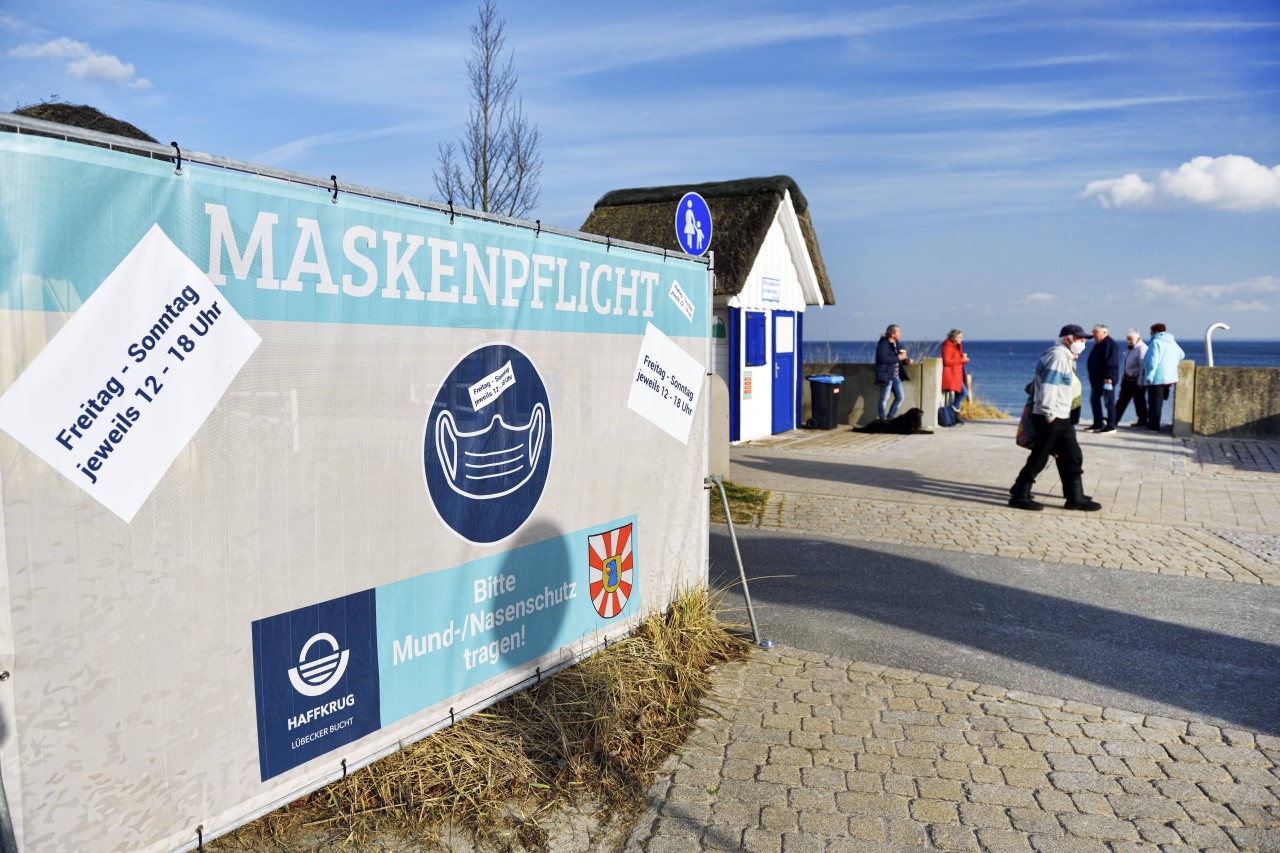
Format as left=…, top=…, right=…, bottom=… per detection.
left=434, top=0, right=542, bottom=218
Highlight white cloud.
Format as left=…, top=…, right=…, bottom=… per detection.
left=8, top=37, right=149, bottom=88
left=1133, top=275, right=1279, bottom=306
left=1084, top=155, right=1280, bottom=212
left=1021, top=292, right=1057, bottom=304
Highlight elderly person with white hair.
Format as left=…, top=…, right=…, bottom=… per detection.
left=1116, top=329, right=1149, bottom=427
left=1085, top=323, right=1121, bottom=432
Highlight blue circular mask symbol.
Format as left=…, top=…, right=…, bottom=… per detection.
left=675, top=192, right=713, bottom=257
left=423, top=344, right=552, bottom=544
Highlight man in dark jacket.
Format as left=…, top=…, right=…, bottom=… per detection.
left=875, top=324, right=912, bottom=419
left=1086, top=323, right=1121, bottom=432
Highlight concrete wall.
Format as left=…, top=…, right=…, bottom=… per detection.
left=801, top=358, right=942, bottom=429
left=1188, top=365, right=1280, bottom=439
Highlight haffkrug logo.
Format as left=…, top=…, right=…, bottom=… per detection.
left=287, top=632, right=350, bottom=697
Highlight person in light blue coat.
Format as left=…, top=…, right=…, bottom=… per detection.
left=1142, top=323, right=1185, bottom=432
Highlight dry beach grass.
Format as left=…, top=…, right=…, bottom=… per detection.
left=212, top=587, right=749, bottom=852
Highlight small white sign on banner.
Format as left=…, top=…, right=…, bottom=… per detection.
left=0, top=224, right=261, bottom=522
left=668, top=279, right=695, bottom=322
left=469, top=360, right=516, bottom=410
left=627, top=322, right=705, bottom=444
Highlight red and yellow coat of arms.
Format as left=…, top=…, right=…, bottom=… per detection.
left=588, top=523, right=633, bottom=618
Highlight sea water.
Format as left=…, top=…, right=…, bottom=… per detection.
left=803, top=338, right=1280, bottom=422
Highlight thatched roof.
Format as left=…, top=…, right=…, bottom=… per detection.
left=580, top=176, right=835, bottom=305
left=13, top=102, right=157, bottom=142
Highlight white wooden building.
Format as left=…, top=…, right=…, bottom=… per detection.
left=581, top=176, right=836, bottom=441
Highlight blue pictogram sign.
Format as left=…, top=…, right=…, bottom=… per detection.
left=675, top=192, right=713, bottom=257
left=423, top=344, right=552, bottom=544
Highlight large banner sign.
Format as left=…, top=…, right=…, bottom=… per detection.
left=0, top=130, right=709, bottom=853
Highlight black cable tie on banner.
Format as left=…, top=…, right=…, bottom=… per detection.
left=330, top=175, right=339, bottom=204
left=341, top=758, right=347, bottom=779
left=448, top=201, right=455, bottom=225
left=535, top=666, right=541, bottom=684
left=535, top=219, right=541, bottom=237
left=170, top=141, right=182, bottom=176
left=195, top=824, right=203, bottom=851
left=449, top=707, right=455, bottom=726
left=663, top=247, right=668, bottom=262
left=606, top=235, right=611, bottom=252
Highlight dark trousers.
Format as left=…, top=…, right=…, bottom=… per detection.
left=1014, top=415, right=1083, bottom=490
left=1089, top=382, right=1116, bottom=429
left=1116, top=378, right=1147, bottom=425
left=1146, top=384, right=1172, bottom=431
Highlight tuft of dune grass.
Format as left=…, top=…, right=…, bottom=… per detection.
left=960, top=381, right=1012, bottom=420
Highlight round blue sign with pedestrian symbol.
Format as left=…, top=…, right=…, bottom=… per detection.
left=423, top=344, right=552, bottom=544
left=675, top=192, right=713, bottom=257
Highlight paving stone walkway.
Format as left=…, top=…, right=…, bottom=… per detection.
left=618, top=423, right=1279, bottom=852
left=756, top=491, right=1280, bottom=586
left=622, top=649, right=1279, bottom=853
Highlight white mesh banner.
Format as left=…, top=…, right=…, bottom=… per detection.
left=0, top=132, right=710, bottom=852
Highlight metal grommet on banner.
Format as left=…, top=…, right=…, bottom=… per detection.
left=170, top=141, right=182, bottom=176
left=330, top=175, right=339, bottom=204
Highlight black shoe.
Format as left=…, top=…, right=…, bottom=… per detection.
left=1064, top=498, right=1102, bottom=511
left=1098, top=426, right=1116, bottom=433
left=1008, top=496, right=1044, bottom=511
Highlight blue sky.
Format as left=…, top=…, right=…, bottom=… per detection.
left=3, top=0, right=1278, bottom=341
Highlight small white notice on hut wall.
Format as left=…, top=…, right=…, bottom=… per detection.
left=668, top=279, right=695, bottom=322
left=627, top=322, right=704, bottom=444
left=0, top=224, right=261, bottom=522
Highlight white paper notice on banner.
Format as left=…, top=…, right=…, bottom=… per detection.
left=627, top=322, right=705, bottom=444
left=469, top=360, right=515, bottom=410
left=668, top=279, right=695, bottom=322
left=0, top=224, right=261, bottom=522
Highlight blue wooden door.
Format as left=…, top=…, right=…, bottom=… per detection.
left=771, top=311, right=796, bottom=433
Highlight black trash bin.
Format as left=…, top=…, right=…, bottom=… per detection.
left=806, top=374, right=844, bottom=429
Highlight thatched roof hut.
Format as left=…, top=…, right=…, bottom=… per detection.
left=580, top=176, right=835, bottom=305
left=12, top=102, right=157, bottom=142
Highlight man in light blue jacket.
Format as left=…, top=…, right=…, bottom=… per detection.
left=1142, top=323, right=1185, bottom=432
left=1009, top=324, right=1102, bottom=512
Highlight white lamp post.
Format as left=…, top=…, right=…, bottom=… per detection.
left=1205, top=322, right=1230, bottom=367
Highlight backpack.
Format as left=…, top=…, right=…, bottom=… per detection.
left=938, top=405, right=957, bottom=427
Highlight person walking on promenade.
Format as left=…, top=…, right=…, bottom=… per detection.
left=1143, top=323, right=1185, bottom=432
left=1117, top=329, right=1149, bottom=428
left=875, top=324, right=912, bottom=420
left=1086, top=324, right=1121, bottom=432
left=941, top=328, right=970, bottom=424
left=1009, top=324, right=1102, bottom=512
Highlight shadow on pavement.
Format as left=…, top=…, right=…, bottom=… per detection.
left=733, top=454, right=1020, bottom=505
left=710, top=529, right=1280, bottom=735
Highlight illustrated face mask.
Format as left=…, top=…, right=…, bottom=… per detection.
left=435, top=403, right=547, bottom=500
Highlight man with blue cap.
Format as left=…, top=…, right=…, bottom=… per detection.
left=1009, top=324, right=1103, bottom=512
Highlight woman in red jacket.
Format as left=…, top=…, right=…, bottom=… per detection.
left=941, top=328, right=970, bottom=423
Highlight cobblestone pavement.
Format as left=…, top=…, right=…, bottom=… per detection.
left=622, top=649, right=1279, bottom=853
left=757, top=491, right=1280, bottom=586
left=615, top=423, right=1279, bottom=852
